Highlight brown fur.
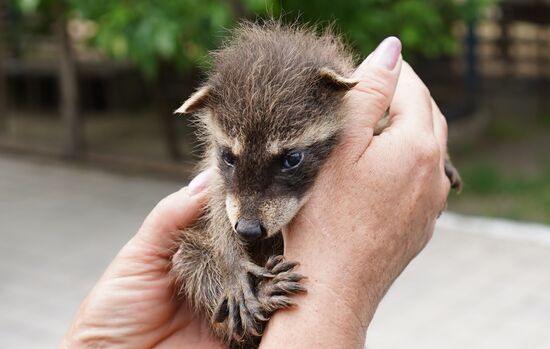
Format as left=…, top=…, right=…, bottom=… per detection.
left=171, top=21, right=461, bottom=349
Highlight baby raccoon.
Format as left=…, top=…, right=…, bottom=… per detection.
left=172, top=22, right=461, bottom=349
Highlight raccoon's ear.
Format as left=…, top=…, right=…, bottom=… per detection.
left=174, top=85, right=212, bottom=114
left=319, top=67, right=359, bottom=90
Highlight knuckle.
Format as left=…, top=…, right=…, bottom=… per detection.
left=442, top=174, right=452, bottom=198
left=154, top=196, right=172, bottom=214
left=403, top=62, right=431, bottom=99
left=440, top=113, right=448, bottom=135
left=421, top=86, right=432, bottom=108
left=367, top=91, right=388, bottom=114
left=413, top=138, right=441, bottom=167
left=422, top=83, right=432, bottom=98
left=419, top=83, right=431, bottom=99
left=354, top=74, right=392, bottom=109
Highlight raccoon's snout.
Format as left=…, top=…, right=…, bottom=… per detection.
left=235, top=218, right=266, bottom=241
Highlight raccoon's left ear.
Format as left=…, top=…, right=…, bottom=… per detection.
left=174, top=85, right=212, bottom=114
left=319, top=67, right=359, bottom=90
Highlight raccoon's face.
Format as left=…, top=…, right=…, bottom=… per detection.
left=216, top=132, right=338, bottom=241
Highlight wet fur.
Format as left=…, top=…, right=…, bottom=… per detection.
left=171, top=21, right=461, bottom=349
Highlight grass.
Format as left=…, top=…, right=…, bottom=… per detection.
left=447, top=111, right=550, bottom=225
left=485, top=119, right=526, bottom=142
left=447, top=163, right=550, bottom=224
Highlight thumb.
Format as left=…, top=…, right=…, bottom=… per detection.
left=343, top=37, right=402, bottom=143
left=131, top=168, right=215, bottom=256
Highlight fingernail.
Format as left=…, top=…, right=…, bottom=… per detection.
left=371, top=37, right=402, bottom=70
left=188, top=169, right=214, bottom=196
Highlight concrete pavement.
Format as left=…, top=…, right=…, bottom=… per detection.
left=368, top=213, right=550, bottom=349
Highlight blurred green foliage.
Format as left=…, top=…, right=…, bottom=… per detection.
left=12, top=0, right=492, bottom=77
left=447, top=109, right=550, bottom=224
left=281, top=0, right=459, bottom=59
left=486, top=119, right=527, bottom=142
left=448, top=163, right=550, bottom=224
left=458, top=164, right=545, bottom=195
left=285, top=0, right=493, bottom=57
left=74, top=0, right=237, bottom=77
left=539, top=112, right=550, bottom=126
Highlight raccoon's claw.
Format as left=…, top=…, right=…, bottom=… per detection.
left=257, top=255, right=306, bottom=313
left=241, top=260, right=275, bottom=279
left=264, top=255, right=301, bottom=274
left=264, top=255, right=285, bottom=270
left=444, top=158, right=462, bottom=192
left=213, top=256, right=306, bottom=343
left=213, top=271, right=268, bottom=343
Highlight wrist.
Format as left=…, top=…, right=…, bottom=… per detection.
left=262, top=223, right=399, bottom=349
left=284, top=230, right=393, bottom=326
left=261, top=242, right=384, bottom=349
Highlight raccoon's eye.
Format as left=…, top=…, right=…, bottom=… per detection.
left=221, top=149, right=236, bottom=167
left=282, top=151, right=304, bottom=171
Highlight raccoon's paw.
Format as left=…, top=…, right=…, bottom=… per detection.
left=212, top=272, right=268, bottom=342
left=257, top=255, right=307, bottom=313
left=212, top=257, right=305, bottom=342
left=444, top=158, right=462, bottom=192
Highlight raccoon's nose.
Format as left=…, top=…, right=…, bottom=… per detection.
left=235, top=218, right=265, bottom=241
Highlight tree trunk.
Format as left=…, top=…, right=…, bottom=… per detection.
left=54, top=2, right=83, bottom=158
left=154, top=62, right=182, bottom=161
left=0, top=2, right=7, bottom=133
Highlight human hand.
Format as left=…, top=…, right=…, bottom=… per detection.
left=262, top=37, right=451, bottom=348
left=59, top=169, right=223, bottom=349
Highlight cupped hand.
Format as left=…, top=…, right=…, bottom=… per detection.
left=60, top=169, right=223, bottom=349
left=263, top=37, right=452, bottom=348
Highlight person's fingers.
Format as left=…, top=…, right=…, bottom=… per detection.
left=348, top=37, right=402, bottom=127
left=352, top=37, right=402, bottom=128
left=133, top=168, right=215, bottom=254
left=431, top=98, right=448, bottom=161
left=431, top=99, right=451, bottom=196
left=354, top=36, right=401, bottom=77
left=342, top=37, right=402, bottom=156
left=389, top=61, right=434, bottom=134
left=430, top=99, right=452, bottom=198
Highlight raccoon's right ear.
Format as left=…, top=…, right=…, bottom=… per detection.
left=174, top=85, right=212, bottom=114
left=319, top=67, right=359, bottom=91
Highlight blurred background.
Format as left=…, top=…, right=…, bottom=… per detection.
left=0, top=0, right=549, bottom=348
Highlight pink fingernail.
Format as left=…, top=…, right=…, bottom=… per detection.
left=371, top=37, right=402, bottom=70
left=188, top=169, right=214, bottom=196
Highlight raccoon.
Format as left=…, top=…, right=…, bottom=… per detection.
left=171, top=22, right=461, bottom=349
